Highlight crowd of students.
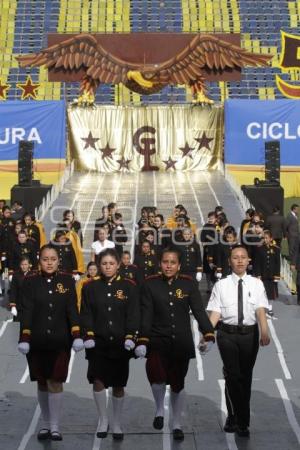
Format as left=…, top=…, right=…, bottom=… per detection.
left=0, top=198, right=297, bottom=442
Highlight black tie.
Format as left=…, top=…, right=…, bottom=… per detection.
left=238, top=279, right=244, bottom=326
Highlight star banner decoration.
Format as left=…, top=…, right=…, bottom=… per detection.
left=179, top=142, right=195, bottom=159
left=81, top=131, right=99, bottom=150
left=163, top=157, right=177, bottom=170
left=0, top=80, right=11, bottom=100
left=100, top=143, right=116, bottom=159
left=194, top=132, right=214, bottom=151
left=17, top=75, right=40, bottom=100
left=117, top=157, right=131, bottom=170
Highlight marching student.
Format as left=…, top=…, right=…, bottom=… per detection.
left=200, top=211, right=218, bottom=293
left=76, top=261, right=99, bottom=312
left=94, top=205, right=109, bottom=241
left=51, top=230, right=78, bottom=274
left=175, top=227, right=203, bottom=281
left=253, top=230, right=281, bottom=317
left=8, top=229, right=38, bottom=271
left=8, top=256, right=32, bottom=321
left=206, top=245, right=270, bottom=437
left=134, top=240, right=159, bottom=280
left=80, top=249, right=139, bottom=441
left=214, top=226, right=239, bottom=278
left=119, top=251, right=141, bottom=284
left=18, top=245, right=84, bottom=441
left=135, top=247, right=215, bottom=440
left=62, top=209, right=83, bottom=245
left=110, top=212, right=128, bottom=256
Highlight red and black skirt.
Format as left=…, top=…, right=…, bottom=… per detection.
left=26, top=349, right=71, bottom=384
left=86, top=349, right=130, bottom=387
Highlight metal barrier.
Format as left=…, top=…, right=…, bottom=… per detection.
left=35, top=160, right=75, bottom=222
left=222, top=166, right=294, bottom=293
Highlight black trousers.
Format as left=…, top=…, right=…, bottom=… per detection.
left=217, top=325, right=259, bottom=428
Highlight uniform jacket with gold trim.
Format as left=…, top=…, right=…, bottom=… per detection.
left=80, top=275, right=140, bottom=358
left=139, top=274, right=214, bottom=358
left=19, top=271, right=80, bottom=350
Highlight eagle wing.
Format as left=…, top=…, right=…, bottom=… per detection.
left=149, top=34, right=272, bottom=84
left=17, top=33, right=141, bottom=84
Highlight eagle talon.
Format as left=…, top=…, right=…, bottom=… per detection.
left=72, top=90, right=95, bottom=107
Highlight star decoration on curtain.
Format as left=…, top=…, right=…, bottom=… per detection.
left=117, top=157, right=131, bottom=170
left=0, top=80, right=11, bottom=99
left=81, top=131, right=99, bottom=150
left=194, top=132, right=214, bottom=151
left=179, top=142, right=195, bottom=159
left=17, top=75, right=40, bottom=100
left=163, top=157, right=177, bottom=170
left=100, top=143, right=116, bottom=159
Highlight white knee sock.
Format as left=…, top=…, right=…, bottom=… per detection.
left=48, top=392, right=63, bottom=433
left=37, top=390, right=50, bottom=429
left=170, top=390, right=185, bottom=430
left=112, top=396, right=124, bottom=434
left=93, top=390, right=108, bottom=433
left=151, top=383, right=166, bottom=417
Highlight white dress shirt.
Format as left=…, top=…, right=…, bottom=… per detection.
left=206, top=273, right=269, bottom=325
left=91, top=239, right=115, bottom=255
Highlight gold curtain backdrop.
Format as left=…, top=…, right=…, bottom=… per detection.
left=68, top=105, right=223, bottom=172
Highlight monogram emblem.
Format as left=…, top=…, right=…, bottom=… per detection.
left=175, top=289, right=188, bottom=299
left=115, top=289, right=126, bottom=300
left=56, top=283, right=69, bottom=294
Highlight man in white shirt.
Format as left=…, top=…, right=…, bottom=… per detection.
left=205, top=245, right=270, bottom=437
left=91, top=227, right=115, bottom=265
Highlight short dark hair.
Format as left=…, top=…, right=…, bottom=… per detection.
left=98, top=248, right=120, bottom=264
left=208, top=211, right=216, bottom=218
left=272, top=206, right=280, bottom=213
left=114, top=212, right=122, bottom=220
left=155, top=214, right=164, bottom=222
left=40, top=244, right=59, bottom=258
left=160, top=246, right=182, bottom=263
left=246, top=208, right=255, bottom=217
left=229, top=244, right=248, bottom=256
left=87, top=261, right=98, bottom=270
left=122, top=250, right=131, bottom=257
left=108, top=202, right=117, bottom=210
left=291, top=204, right=299, bottom=211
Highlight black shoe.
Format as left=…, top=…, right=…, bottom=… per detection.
left=112, top=432, right=124, bottom=440
left=96, top=427, right=109, bottom=438
left=173, top=428, right=184, bottom=441
left=236, top=426, right=250, bottom=437
left=223, top=416, right=237, bottom=433
left=50, top=431, right=63, bottom=441
left=37, top=428, right=51, bottom=441
left=153, top=416, right=164, bottom=430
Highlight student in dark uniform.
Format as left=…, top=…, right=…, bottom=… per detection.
left=214, top=226, right=239, bottom=279
left=153, top=214, right=172, bottom=250
left=9, top=256, right=32, bottom=321
left=175, top=228, right=202, bottom=281
left=253, top=230, right=280, bottom=317
left=9, top=230, right=38, bottom=271
left=110, top=212, right=128, bottom=256
left=76, top=261, right=99, bottom=312
left=18, top=245, right=84, bottom=441
left=51, top=230, right=78, bottom=274
left=80, top=249, right=139, bottom=441
left=23, top=213, right=41, bottom=248
left=244, top=221, right=264, bottom=274
left=134, top=240, right=159, bottom=281
left=134, top=247, right=215, bottom=441
left=206, top=245, right=270, bottom=437
left=62, top=209, right=83, bottom=245
left=240, top=208, right=255, bottom=246
left=200, top=212, right=218, bottom=292
left=119, top=251, right=141, bottom=284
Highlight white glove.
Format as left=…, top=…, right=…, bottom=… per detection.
left=196, top=272, right=202, bottom=282
left=72, top=273, right=81, bottom=282
left=134, top=345, right=147, bottom=358
left=8, top=274, right=13, bottom=282
left=274, top=279, right=280, bottom=283
left=215, top=272, right=222, bottom=279
left=198, top=340, right=214, bottom=355
left=1, top=256, right=6, bottom=261
left=18, top=342, right=30, bottom=355
left=124, top=339, right=135, bottom=351
left=84, top=339, right=95, bottom=349
left=72, top=338, right=84, bottom=352
left=11, top=306, right=18, bottom=317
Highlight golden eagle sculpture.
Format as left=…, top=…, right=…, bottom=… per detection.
left=17, top=33, right=272, bottom=103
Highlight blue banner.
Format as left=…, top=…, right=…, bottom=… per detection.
left=0, top=101, right=65, bottom=160
left=225, top=100, right=300, bottom=166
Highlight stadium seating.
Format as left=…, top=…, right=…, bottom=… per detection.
left=0, top=0, right=298, bottom=103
